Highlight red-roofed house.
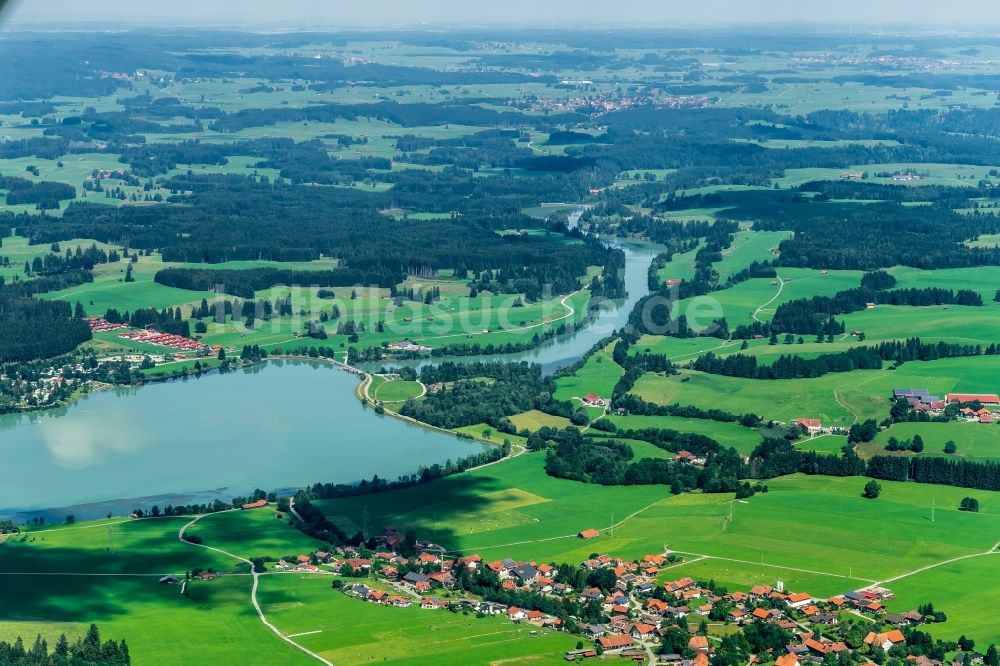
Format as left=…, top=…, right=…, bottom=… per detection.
left=794, top=419, right=822, bottom=433
left=947, top=393, right=1000, bottom=404
left=598, top=634, right=635, bottom=651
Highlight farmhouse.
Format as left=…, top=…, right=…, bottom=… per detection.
left=794, top=419, right=822, bottom=434
left=241, top=499, right=267, bottom=510
left=946, top=393, right=1000, bottom=404
left=598, top=634, right=635, bottom=651
left=387, top=339, right=432, bottom=353
left=674, top=450, right=707, bottom=466
left=578, top=528, right=600, bottom=539
left=582, top=393, right=606, bottom=406
left=863, top=630, right=906, bottom=651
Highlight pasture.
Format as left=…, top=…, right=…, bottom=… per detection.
left=862, top=421, right=1000, bottom=462
left=317, top=453, right=1000, bottom=595
left=552, top=342, right=623, bottom=402
left=374, top=379, right=424, bottom=403
left=631, top=355, right=1000, bottom=427
left=258, top=574, right=575, bottom=666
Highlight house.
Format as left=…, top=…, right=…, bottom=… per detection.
left=752, top=607, right=772, bottom=621
left=402, top=571, right=431, bottom=588
left=420, top=597, right=448, bottom=610
left=416, top=551, right=440, bottom=566
left=688, top=636, right=709, bottom=653
left=241, top=499, right=268, bottom=510
left=582, top=393, right=605, bottom=406
left=578, top=528, right=600, bottom=540
left=428, top=571, right=456, bottom=588
left=776, top=654, right=800, bottom=666
left=508, top=606, right=528, bottom=621
left=598, top=634, right=635, bottom=651
left=632, top=622, right=657, bottom=640
left=946, top=393, right=1000, bottom=405
left=674, top=450, right=707, bottom=466
left=794, top=419, right=822, bottom=433
left=159, top=575, right=179, bottom=584
left=864, top=630, right=906, bottom=650
left=510, top=563, right=538, bottom=584
left=785, top=592, right=812, bottom=609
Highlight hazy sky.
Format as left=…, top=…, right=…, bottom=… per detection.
left=5, top=0, right=1000, bottom=28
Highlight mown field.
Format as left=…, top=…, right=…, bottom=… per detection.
left=259, top=575, right=576, bottom=666
left=0, top=512, right=319, bottom=665
left=861, top=421, right=1000, bottom=462
left=317, top=452, right=1000, bottom=587
left=630, top=355, right=1000, bottom=427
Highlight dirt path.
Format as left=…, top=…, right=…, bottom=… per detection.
left=864, top=545, right=999, bottom=588
left=833, top=369, right=887, bottom=424
left=412, top=288, right=583, bottom=344
left=752, top=278, right=785, bottom=323
left=178, top=512, right=334, bottom=666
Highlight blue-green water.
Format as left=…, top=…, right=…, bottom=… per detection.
left=0, top=210, right=659, bottom=519
left=0, top=361, right=485, bottom=518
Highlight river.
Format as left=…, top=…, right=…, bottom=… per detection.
left=0, top=210, right=658, bottom=520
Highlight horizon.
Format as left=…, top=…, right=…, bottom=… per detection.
left=5, top=0, right=1000, bottom=30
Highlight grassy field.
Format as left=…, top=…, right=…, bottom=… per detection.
left=552, top=342, right=622, bottom=402
left=607, top=413, right=769, bottom=456
left=5, top=468, right=999, bottom=660
left=509, top=410, right=573, bottom=432
left=885, top=555, right=1000, bottom=646
left=374, top=379, right=424, bottom=403
left=0, top=512, right=326, bottom=665
left=860, top=421, right=1000, bottom=462
left=715, top=230, right=790, bottom=282
left=317, top=450, right=1000, bottom=584
left=258, top=574, right=576, bottom=665
left=631, top=355, right=1000, bottom=427
left=182, top=507, right=326, bottom=561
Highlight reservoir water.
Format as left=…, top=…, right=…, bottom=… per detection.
left=0, top=361, right=486, bottom=519
left=0, top=209, right=659, bottom=519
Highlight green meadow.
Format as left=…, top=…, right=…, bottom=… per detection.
left=374, top=379, right=424, bottom=403
left=861, top=421, right=1000, bottom=462
left=714, top=230, right=790, bottom=282
left=631, top=355, right=1000, bottom=427
left=317, top=451, right=1000, bottom=585
left=552, top=342, right=623, bottom=402
left=886, top=555, right=1000, bottom=646
left=607, top=413, right=769, bottom=456
left=258, top=574, right=575, bottom=666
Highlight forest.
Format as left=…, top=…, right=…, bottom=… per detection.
left=770, top=286, right=983, bottom=335
left=401, top=362, right=575, bottom=430
left=0, top=624, right=130, bottom=666
left=0, top=289, right=91, bottom=363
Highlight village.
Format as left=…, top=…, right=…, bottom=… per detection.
left=231, top=497, right=949, bottom=666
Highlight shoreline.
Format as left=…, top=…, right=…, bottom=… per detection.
left=0, top=354, right=524, bottom=520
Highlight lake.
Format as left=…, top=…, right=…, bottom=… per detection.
left=0, top=361, right=486, bottom=520
left=0, top=209, right=660, bottom=520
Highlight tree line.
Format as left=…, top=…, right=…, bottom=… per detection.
left=770, top=286, right=983, bottom=335
left=0, top=624, right=129, bottom=666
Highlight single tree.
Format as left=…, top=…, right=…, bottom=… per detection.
left=863, top=480, right=881, bottom=499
